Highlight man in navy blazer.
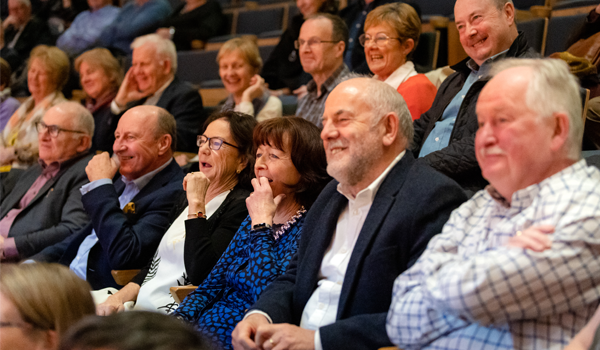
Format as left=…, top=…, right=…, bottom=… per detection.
left=110, top=34, right=205, bottom=153
left=32, top=106, right=185, bottom=290
left=232, top=78, right=468, bottom=349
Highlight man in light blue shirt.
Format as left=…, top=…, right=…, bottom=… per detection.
left=410, top=0, right=537, bottom=194
left=31, top=106, right=185, bottom=290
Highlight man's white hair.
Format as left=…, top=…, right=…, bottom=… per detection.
left=11, top=0, right=31, bottom=8
left=131, top=34, right=178, bottom=74
left=342, top=74, right=413, bottom=146
left=488, top=58, right=583, bottom=160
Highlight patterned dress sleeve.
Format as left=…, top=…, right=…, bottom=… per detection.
left=172, top=215, right=252, bottom=321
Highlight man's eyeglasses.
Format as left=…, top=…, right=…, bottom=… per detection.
left=358, top=33, right=402, bottom=47
left=36, top=121, right=86, bottom=138
left=294, top=38, right=339, bottom=50
left=197, top=135, right=239, bottom=150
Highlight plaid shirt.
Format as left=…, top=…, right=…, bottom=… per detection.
left=296, top=64, right=349, bottom=128
left=387, top=160, right=600, bottom=350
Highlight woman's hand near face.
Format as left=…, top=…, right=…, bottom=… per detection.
left=241, top=75, right=266, bottom=103
left=247, top=177, right=285, bottom=227
left=184, top=172, right=211, bottom=217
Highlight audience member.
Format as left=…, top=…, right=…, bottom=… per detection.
left=60, top=311, right=212, bottom=350
left=566, top=305, right=600, bottom=350
left=0, top=102, right=93, bottom=261
left=154, top=0, right=226, bottom=51
left=412, top=0, right=537, bottom=194
left=173, top=117, right=330, bottom=350
left=219, top=37, right=282, bottom=121
left=387, top=58, right=600, bottom=349
left=75, top=48, right=123, bottom=154
left=96, top=111, right=256, bottom=314
left=0, top=45, right=68, bottom=170
left=0, top=58, right=19, bottom=131
left=362, top=3, right=436, bottom=121
left=232, top=78, right=466, bottom=350
left=111, top=34, right=205, bottom=152
left=295, top=13, right=349, bottom=128
left=31, top=106, right=185, bottom=290
left=0, top=263, right=95, bottom=350
left=1, top=0, right=54, bottom=72
left=97, top=0, right=171, bottom=56
left=56, top=0, right=120, bottom=57
left=261, top=0, right=337, bottom=94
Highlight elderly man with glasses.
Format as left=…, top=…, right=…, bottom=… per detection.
left=295, top=13, right=350, bottom=129
left=0, top=102, right=95, bottom=261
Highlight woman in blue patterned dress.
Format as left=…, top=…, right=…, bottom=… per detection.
left=172, top=117, right=330, bottom=350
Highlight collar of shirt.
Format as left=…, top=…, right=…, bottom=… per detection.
left=144, top=76, right=174, bottom=106
left=337, top=150, right=405, bottom=203
left=466, top=49, right=509, bottom=77
left=375, top=61, right=417, bottom=90
left=38, top=158, right=61, bottom=178
left=306, top=64, right=350, bottom=98
left=486, top=159, right=586, bottom=209
left=121, top=158, right=172, bottom=191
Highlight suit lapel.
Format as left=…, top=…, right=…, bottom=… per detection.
left=0, top=167, right=40, bottom=218
left=336, top=154, right=415, bottom=318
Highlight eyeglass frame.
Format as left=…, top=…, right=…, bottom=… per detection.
left=294, top=37, right=340, bottom=50
left=35, top=121, right=86, bottom=138
left=358, top=33, right=402, bottom=47
left=196, top=135, right=239, bottom=150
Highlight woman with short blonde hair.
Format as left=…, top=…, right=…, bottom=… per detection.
left=0, top=263, right=96, bottom=350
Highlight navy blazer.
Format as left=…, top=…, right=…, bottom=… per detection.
left=122, top=77, right=206, bottom=153
left=1, top=153, right=92, bottom=259
left=251, top=153, right=467, bottom=349
left=32, top=159, right=185, bottom=290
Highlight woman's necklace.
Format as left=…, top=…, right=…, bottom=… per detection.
left=273, top=206, right=306, bottom=240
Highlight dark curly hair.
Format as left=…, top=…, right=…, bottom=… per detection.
left=253, top=117, right=330, bottom=208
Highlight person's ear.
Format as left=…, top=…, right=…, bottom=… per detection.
left=162, top=59, right=172, bottom=75
left=334, top=41, right=346, bottom=58
left=402, top=38, right=414, bottom=57
left=380, top=112, right=399, bottom=147
left=503, top=1, right=515, bottom=26
left=549, top=112, right=570, bottom=153
left=157, top=134, right=172, bottom=155
left=237, top=154, right=249, bottom=174
left=77, top=134, right=92, bottom=153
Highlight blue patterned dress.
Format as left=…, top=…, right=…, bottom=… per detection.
left=172, top=213, right=306, bottom=350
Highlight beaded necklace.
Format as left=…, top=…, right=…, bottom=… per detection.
left=273, top=206, right=306, bottom=240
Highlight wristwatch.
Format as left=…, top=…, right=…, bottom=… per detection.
left=252, top=223, right=272, bottom=231
left=187, top=211, right=206, bottom=220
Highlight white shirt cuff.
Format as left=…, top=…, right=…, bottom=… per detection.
left=314, top=329, right=323, bottom=350
left=244, top=310, right=273, bottom=324
left=111, top=99, right=125, bottom=114
left=80, top=178, right=113, bottom=195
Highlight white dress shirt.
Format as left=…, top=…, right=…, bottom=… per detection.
left=301, top=151, right=405, bottom=350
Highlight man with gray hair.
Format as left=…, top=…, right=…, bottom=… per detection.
left=411, top=0, right=537, bottom=195
left=387, top=58, right=600, bottom=350
left=232, top=77, right=466, bottom=350
left=111, top=34, right=205, bottom=152
left=0, top=102, right=94, bottom=261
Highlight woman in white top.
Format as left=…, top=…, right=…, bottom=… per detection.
left=218, top=37, right=282, bottom=121
left=96, top=111, right=257, bottom=314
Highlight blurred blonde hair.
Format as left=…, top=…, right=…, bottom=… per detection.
left=0, top=263, right=95, bottom=338
left=217, top=36, right=262, bottom=74
left=364, top=3, right=421, bottom=59
left=27, top=45, right=70, bottom=90
left=75, top=48, right=123, bottom=90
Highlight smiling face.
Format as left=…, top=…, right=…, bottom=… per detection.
left=79, top=61, right=113, bottom=100
left=28, top=58, right=55, bottom=100
left=254, top=139, right=301, bottom=198
left=454, top=0, right=516, bottom=66
left=321, top=81, right=385, bottom=188
left=8, top=0, right=30, bottom=27
left=113, top=108, right=167, bottom=180
left=198, top=118, right=245, bottom=185
left=131, top=43, right=172, bottom=95
left=219, top=49, right=255, bottom=99
left=364, top=23, right=408, bottom=81
left=38, top=105, right=88, bottom=164
left=297, top=0, right=324, bottom=18
left=298, top=17, right=343, bottom=76
left=475, top=67, right=556, bottom=199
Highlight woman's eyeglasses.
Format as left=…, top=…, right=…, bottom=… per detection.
left=197, top=135, right=239, bottom=150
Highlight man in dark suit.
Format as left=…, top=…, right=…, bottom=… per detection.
left=232, top=77, right=467, bottom=350
left=32, top=105, right=185, bottom=290
left=0, top=102, right=94, bottom=260
left=1, top=0, right=54, bottom=71
left=110, top=34, right=205, bottom=153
